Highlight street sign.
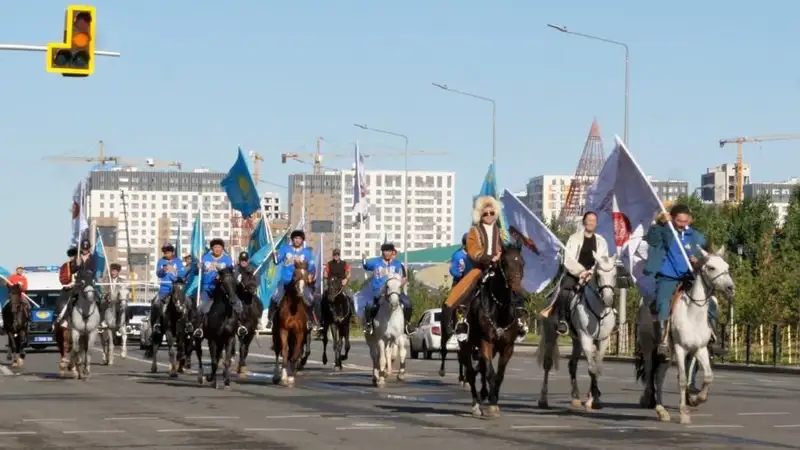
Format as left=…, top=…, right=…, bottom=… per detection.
left=311, top=220, right=334, bottom=233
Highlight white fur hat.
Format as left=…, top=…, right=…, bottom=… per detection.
left=472, top=196, right=501, bottom=225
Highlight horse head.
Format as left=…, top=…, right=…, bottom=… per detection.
left=592, top=252, right=618, bottom=308
left=327, top=275, right=343, bottom=298
left=291, top=261, right=309, bottom=297
left=501, top=245, right=525, bottom=295
left=698, top=245, right=735, bottom=298
left=382, top=273, right=403, bottom=310
left=80, top=280, right=96, bottom=302
left=171, top=277, right=187, bottom=315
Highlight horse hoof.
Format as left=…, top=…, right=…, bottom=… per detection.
left=655, top=405, right=671, bottom=422
left=5, top=353, right=10, bottom=361
left=224, top=384, right=231, bottom=391
left=272, top=375, right=281, bottom=385
left=322, top=354, right=328, bottom=365
left=333, top=366, right=342, bottom=372
left=169, top=371, right=178, bottom=379
left=197, top=375, right=204, bottom=385
left=585, top=397, right=600, bottom=411
left=10, top=360, right=18, bottom=369
left=679, top=413, right=691, bottom=425
left=570, top=398, right=582, bottom=409
left=484, top=405, right=500, bottom=418
left=537, top=399, right=549, bottom=409
left=150, top=364, right=157, bottom=374
left=287, top=377, right=295, bottom=388
left=120, top=352, right=127, bottom=360
left=438, top=368, right=446, bottom=377
left=397, top=372, right=406, bottom=382
left=211, top=381, right=218, bottom=389
left=376, top=379, right=385, bottom=388
left=471, top=404, right=482, bottom=418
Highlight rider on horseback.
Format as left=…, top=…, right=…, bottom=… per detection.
left=3, top=265, right=31, bottom=322
left=234, top=251, right=259, bottom=335
left=449, top=233, right=472, bottom=286
left=193, top=238, right=247, bottom=339
left=323, top=248, right=356, bottom=318
left=361, top=242, right=412, bottom=335
left=55, top=239, right=102, bottom=327
left=266, top=230, right=316, bottom=330
left=553, top=211, right=609, bottom=336
left=150, top=243, right=185, bottom=334
left=643, top=204, right=709, bottom=357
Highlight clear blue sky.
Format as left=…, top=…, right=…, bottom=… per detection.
left=2, top=0, right=798, bottom=266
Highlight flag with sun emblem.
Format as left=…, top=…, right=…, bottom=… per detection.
left=70, top=179, right=89, bottom=248
left=221, top=147, right=261, bottom=218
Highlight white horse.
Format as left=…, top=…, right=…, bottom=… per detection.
left=99, top=282, right=129, bottom=366
left=635, top=246, right=734, bottom=425
left=366, top=273, right=408, bottom=388
left=69, top=282, right=101, bottom=380
left=537, top=252, right=618, bottom=411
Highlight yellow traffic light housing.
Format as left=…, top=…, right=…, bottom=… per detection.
left=46, top=5, right=96, bottom=77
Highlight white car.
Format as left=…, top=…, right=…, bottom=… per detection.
left=409, top=308, right=458, bottom=359
left=125, top=303, right=151, bottom=345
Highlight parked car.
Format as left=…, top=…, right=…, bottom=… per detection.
left=125, top=303, right=150, bottom=346
left=409, top=308, right=458, bottom=359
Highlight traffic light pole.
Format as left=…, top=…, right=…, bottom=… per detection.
left=0, top=44, right=120, bottom=57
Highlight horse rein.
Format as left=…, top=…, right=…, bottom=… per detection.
left=684, top=261, right=729, bottom=307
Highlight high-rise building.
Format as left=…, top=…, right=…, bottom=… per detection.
left=701, top=163, right=751, bottom=204
left=525, top=175, right=579, bottom=223
left=288, top=170, right=456, bottom=261
left=744, top=178, right=800, bottom=224
left=649, top=179, right=689, bottom=207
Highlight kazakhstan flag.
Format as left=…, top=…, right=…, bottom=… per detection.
left=220, top=147, right=261, bottom=218
left=250, top=232, right=287, bottom=308
left=185, top=215, right=207, bottom=297
left=0, top=265, right=10, bottom=305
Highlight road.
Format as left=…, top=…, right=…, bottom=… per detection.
left=0, top=337, right=799, bottom=450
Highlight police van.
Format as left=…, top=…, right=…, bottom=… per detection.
left=21, top=266, right=62, bottom=349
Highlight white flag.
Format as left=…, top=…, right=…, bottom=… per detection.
left=352, top=141, right=369, bottom=223
left=586, top=136, right=668, bottom=300
left=70, top=179, right=89, bottom=247
left=501, top=189, right=564, bottom=293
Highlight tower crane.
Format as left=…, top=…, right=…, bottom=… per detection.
left=719, top=134, right=800, bottom=203
left=280, top=137, right=448, bottom=173
left=43, top=140, right=120, bottom=166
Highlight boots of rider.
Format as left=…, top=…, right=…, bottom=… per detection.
left=363, top=299, right=378, bottom=334
left=233, top=296, right=248, bottom=336
left=555, top=289, right=571, bottom=335
left=656, top=319, right=670, bottom=357
left=403, top=306, right=412, bottom=335
left=56, top=295, right=75, bottom=326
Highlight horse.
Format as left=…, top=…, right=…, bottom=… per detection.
left=69, top=280, right=101, bottom=380
left=635, top=246, right=734, bottom=425
left=460, top=245, right=526, bottom=418
left=320, top=274, right=353, bottom=371
left=235, top=278, right=263, bottom=378
left=99, top=281, right=129, bottom=366
left=2, top=285, right=30, bottom=370
left=272, top=261, right=311, bottom=387
left=366, top=273, right=408, bottom=388
left=194, top=268, right=239, bottom=389
left=151, top=278, right=190, bottom=378
left=536, top=253, right=618, bottom=411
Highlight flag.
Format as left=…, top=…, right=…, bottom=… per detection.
left=476, top=163, right=510, bottom=243
left=185, top=214, right=207, bottom=296
left=250, top=232, right=288, bottom=308
left=0, top=266, right=10, bottom=305
left=176, top=221, right=182, bottom=258
left=352, top=141, right=369, bottom=224
left=585, top=136, right=684, bottom=299
left=220, top=147, right=261, bottom=218
left=501, top=189, right=564, bottom=293
left=94, top=228, right=108, bottom=281
left=248, top=217, right=270, bottom=257
left=70, top=179, right=89, bottom=247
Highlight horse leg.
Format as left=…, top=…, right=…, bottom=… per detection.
left=237, top=333, right=253, bottom=378
left=70, top=329, right=81, bottom=379
left=396, top=335, right=408, bottom=382
left=462, top=342, right=482, bottom=417
left=489, top=344, right=514, bottom=415
left=279, top=329, right=290, bottom=386
left=639, top=350, right=657, bottom=409
left=376, top=339, right=387, bottom=388
left=208, top=339, right=220, bottom=388
left=579, top=333, right=601, bottom=411
left=223, top=337, right=234, bottom=388
left=150, top=330, right=160, bottom=374
left=330, top=324, right=340, bottom=371
left=288, top=330, right=304, bottom=387
left=167, top=330, right=178, bottom=378
left=194, top=337, right=205, bottom=384
left=536, top=318, right=559, bottom=409
left=480, top=342, right=500, bottom=418
left=321, top=323, right=329, bottom=366
left=84, top=331, right=97, bottom=379
left=272, top=331, right=283, bottom=385
left=300, top=327, right=311, bottom=369
left=673, top=345, right=691, bottom=424
left=107, top=327, right=116, bottom=366
left=439, top=327, right=450, bottom=377
left=342, top=321, right=351, bottom=361
left=568, top=337, right=582, bottom=408
left=689, top=346, right=713, bottom=407
left=120, top=319, right=128, bottom=359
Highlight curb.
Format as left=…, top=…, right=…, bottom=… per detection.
left=516, top=342, right=800, bottom=375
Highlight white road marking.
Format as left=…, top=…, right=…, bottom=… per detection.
left=157, top=428, right=222, bottom=433
left=0, top=365, right=13, bottom=376
left=686, top=425, right=743, bottom=429
left=184, top=415, right=240, bottom=420
left=347, top=414, right=398, bottom=419
left=0, top=431, right=37, bottom=435
left=336, top=426, right=395, bottom=431
left=424, top=413, right=453, bottom=417
left=245, top=428, right=306, bottom=432
left=23, top=418, right=75, bottom=422
left=599, top=426, right=658, bottom=430
left=737, top=412, right=789, bottom=416
left=511, top=425, right=572, bottom=430
left=62, top=430, right=126, bottom=434
left=104, top=417, right=161, bottom=421
left=265, top=414, right=321, bottom=419
left=423, top=426, right=485, bottom=430
left=774, top=424, right=800, bottom=428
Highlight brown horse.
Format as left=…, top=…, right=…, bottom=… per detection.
left=271, top=261, right=310, bottom=387
left=2, top=286, right=30, bottom=369
left=55, top=322, right=72, bottom=376
left=459, top=245, right=526, bottom=418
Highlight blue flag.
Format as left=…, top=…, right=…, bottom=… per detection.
left=0, top=266, right=10, bottom=305
left=220, top=147, right=261, bottom=218
left=94, top=229, right=107, bottom=281
left=248, top=217, right=270, bottom=257
left=176, top=221, right=182, bottom=258
left=250, top=233, right=287, bottom=308
left=185, top=215, right=207, bottom=297
left=476, top=162, right=510, bottom=244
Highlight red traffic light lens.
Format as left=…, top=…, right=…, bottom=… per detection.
left=74, top=12, right=92, bottom=32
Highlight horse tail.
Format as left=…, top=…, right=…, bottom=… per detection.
left=634, top=345, right=645, bottom=383
left=535, top=317, right=559, bottom=371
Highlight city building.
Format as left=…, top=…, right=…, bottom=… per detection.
left=700, top=163, right=751, bottom=204
left=649, top=179, right=690, bottom=207
left=744, top=178, right=800, bottom=224
left=525, top=175, right=579, bottom=223
left=288, top=170, right=456, bottom=261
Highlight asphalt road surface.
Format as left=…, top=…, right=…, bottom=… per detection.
left=1, top=336, right=799, bottom=450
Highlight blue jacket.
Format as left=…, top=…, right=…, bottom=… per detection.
left=644, top=224, right=707, bottom=280
left=277, top=243, right=316, bottom=285
left=200, top=252, right=234, bottom=293
left=363, top=257, right=403, bottom=294
left=156, top=257, right=185, bottom=295
left=449, top=248, right=471, bottom=281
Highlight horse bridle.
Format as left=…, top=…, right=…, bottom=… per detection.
left=327, top=277, right=345, bottom=299
left=684, top=258, right=729, bottom=307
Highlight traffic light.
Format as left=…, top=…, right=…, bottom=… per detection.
left=46, top=5, right=96, bottom=77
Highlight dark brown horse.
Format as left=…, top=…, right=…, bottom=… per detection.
left=320, top=274, right=352, bottom=371
left=459, top=245, right=526, bottom=418
left=234, top=277, right=263, bottom=378
left=2, top=286, right=30, bottom=370
left=271, top=261, right=310, bottom=387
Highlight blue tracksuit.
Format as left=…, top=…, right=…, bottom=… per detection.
left=363, top=257, right=408, bottom=308
left=448, top=248, right=471, bottom=286
left=156, top=257, right=185, bottom=296
left=644, top=224, right=707, bottom=321
left=277, top=243, right=316, bottom=285
left=200, top=252, right=234, bottom=295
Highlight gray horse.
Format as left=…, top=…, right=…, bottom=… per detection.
left=99, top=281, right=129, bottom=366
left=69, top=282, right=101, bottom=380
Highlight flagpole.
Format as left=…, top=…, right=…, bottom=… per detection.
left=195, top=190, right=204, bottom=309
left=96, top=230, right=113, bottom=290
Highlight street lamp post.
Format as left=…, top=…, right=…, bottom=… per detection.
left=546, top=24, right=629, bottom=146
left=353, top=124, right=410, bottom=269
left=431, top=83, right=496, bottom=168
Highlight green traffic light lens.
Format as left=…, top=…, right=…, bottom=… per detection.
left=72, top=51, right=89, bottom=68
left=54, top=50, right=72, bottom=67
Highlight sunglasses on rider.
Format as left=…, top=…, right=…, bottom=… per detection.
left=482, top=210, right=496, bottom=217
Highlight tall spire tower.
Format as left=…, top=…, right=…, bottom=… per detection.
left=558, top=120, right=606, bottom=228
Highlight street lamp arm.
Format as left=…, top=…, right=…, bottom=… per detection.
left=546, top=25, right=628, bottom=51
left=432, top=82, right=495, bottom=106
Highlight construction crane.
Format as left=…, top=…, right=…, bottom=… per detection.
left=43, top=140, right=120, bottom=166
left=281, top=137, right=448, bottom=173
left=719, top=134, right=800, bottom=203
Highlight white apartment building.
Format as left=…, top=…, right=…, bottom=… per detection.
left=744, top=178, right=800, bottom=225
left=261, top=191, right=287, bottom=222
left=525, top=175, right=578, bottom=223
left=701, top=163, right=752, bottom=204
left=288, top=170, right=456, bottom=260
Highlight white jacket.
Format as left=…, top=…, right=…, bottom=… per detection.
left=563, top=230, right=609, bottom=278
